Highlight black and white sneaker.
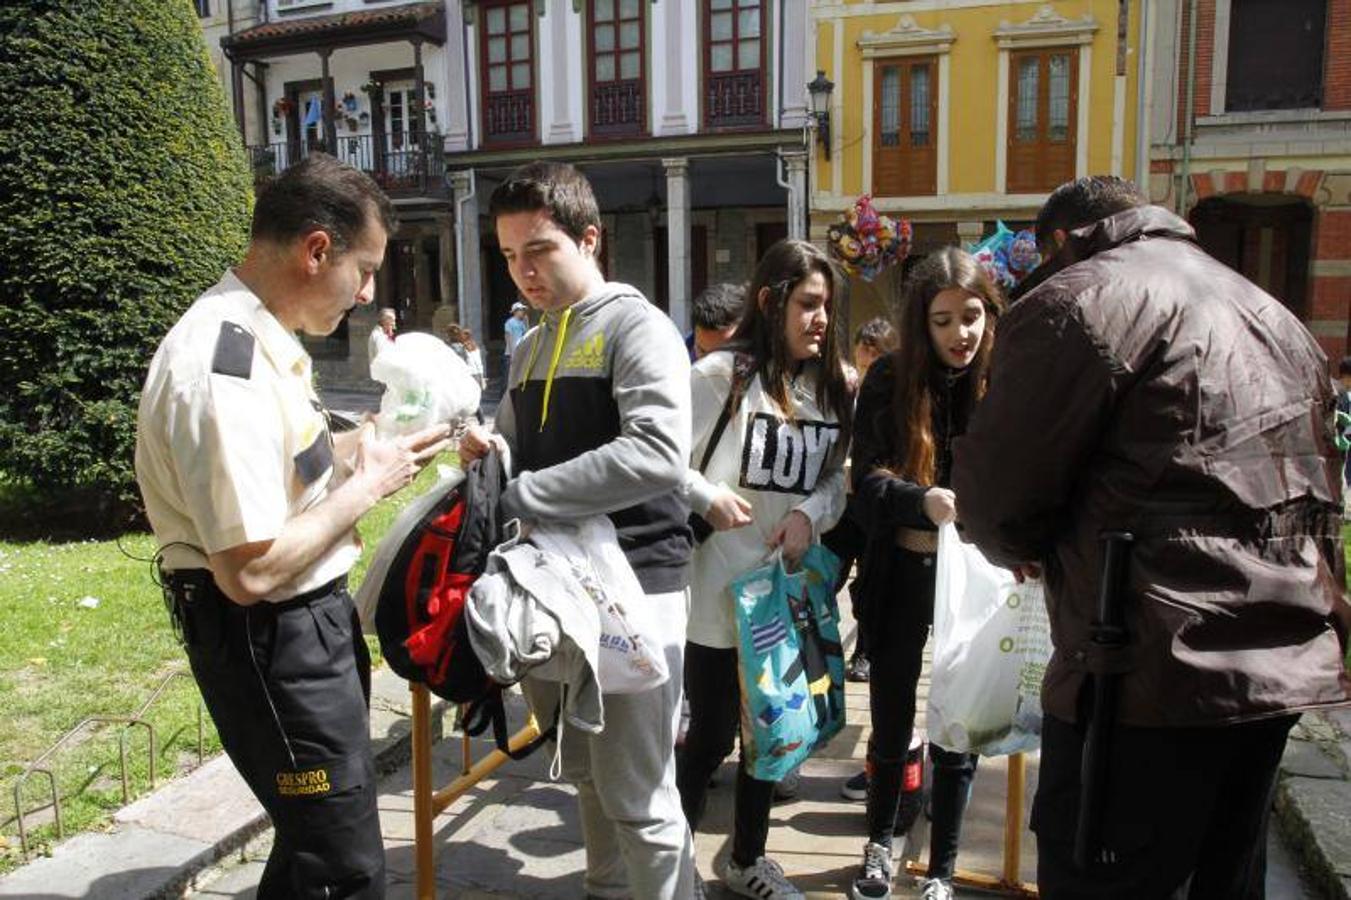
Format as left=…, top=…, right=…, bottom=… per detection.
left=846, top=650, right=871, bottom=682
left=717, top=855, right=804, bottom=900
left=849, top=841, right=894, bottom=900
left=840, top=769, right=869, bottom=801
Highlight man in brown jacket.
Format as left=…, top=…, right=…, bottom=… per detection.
left=954, top=176, right=1348, bottom=899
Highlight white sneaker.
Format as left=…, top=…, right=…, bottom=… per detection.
left=849, top=841, right=893, bottom=900
left=920, top=877, right=954, bottom=900
left=717, top=855, right=804, bottom=900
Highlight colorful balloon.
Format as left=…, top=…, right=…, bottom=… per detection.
left=827, top=195, right=912, bottom=282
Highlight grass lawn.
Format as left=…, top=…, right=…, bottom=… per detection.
left=0, top=457, right=455, bottom=872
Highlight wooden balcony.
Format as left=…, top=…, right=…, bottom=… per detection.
left=590, top=81, right=645, bottom=138
left=706, top=71, right=764, bottom=129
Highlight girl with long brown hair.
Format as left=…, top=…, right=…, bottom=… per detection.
left=847, top=247, right=1004, bottom=900
left=679, top=239, right=853, bottom=900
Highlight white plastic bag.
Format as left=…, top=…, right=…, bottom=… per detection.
left=925, top=523, right=1050, bottom=756
left=369, top=332, right=481, bottom=437
left=530, top=518, right=669, bottom=694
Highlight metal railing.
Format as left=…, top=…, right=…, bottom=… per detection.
left=249, top=132, right=446, bottom=195
left=591, top=81, right=644, bottom=136
left=483, top=90, right=534, bottom=144
left=706, top=71, right=764, bottom=127
left=10, top=668, right=204, bottom=858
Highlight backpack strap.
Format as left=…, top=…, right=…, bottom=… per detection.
left=461, top=690, right=559, bottom=762
left=696, top=351, right=757, bottom=475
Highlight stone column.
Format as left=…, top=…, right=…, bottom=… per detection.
left=451, top=171, right=485, bottom=346
left=782, top=151, right=808, bottom=240
left=664, top=157, right=692, bottom=331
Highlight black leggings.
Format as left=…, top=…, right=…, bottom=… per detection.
left=676, top=641, right=776, bottom=868
left=865, top=547, right=978, bottom=880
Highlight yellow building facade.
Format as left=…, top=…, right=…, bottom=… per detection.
left=810, top=1, right=1145, bottom=329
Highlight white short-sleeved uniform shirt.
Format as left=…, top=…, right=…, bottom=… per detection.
left=135, top=271, right=359, bottom=600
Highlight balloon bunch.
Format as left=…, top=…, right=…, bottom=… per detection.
left=969, top=221, right=1040, bottom=290
left=826, top=195, right=913, bottom=281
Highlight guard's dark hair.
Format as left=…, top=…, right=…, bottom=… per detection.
left=1034, top=176, right=1149, bottom=247
left=888, top=247, right=1004, bottom=486
left=1341, top=356, right=1351, bottom=376
left=853, top=317, right=897, bottom=353
left=692, top=282, right=747, bottom=330
left=488, top=161, right=601, bottom=243
left=251, top=153, right=397, bottom=253
left=732, top=239, right=853, bottom=442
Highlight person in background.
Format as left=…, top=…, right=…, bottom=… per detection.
left=447, top=323, right=487, bottom=391
left=955, top=176, right=1349, bottom=898
left=687, top=282, right=746, bottom=361
left=504, top=300, right=528, bottom=364
left=853, top=317, right=897, bottom=381
left=845, top=249, right=1003, bottom=900
left=680, top=239, right=851, bottom=900
left=1339, top=356, right=1351, bottom=518
left=836, top=316, right=899, bottom=686
left=368, top=306, right=395, bottom=363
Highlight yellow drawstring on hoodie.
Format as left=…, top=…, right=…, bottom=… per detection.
left=521, top=306, right=573, bottom=431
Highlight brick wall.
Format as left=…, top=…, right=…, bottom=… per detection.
left=1177, top=0, right=1216, bottom=135
left=1326, top=0, right=1351, bottom=110
left=1311, top=207, right=1351, bottom=362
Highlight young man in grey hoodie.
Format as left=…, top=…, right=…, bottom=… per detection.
left=459, top=161, right=697, bottom=899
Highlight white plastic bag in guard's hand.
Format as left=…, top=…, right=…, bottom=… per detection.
left=370, top=332, right=481, bottom=438
left=925, top=523, right=1050, bottom=757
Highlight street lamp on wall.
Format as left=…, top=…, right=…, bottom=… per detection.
left=807, top=70, right=834, bottom=161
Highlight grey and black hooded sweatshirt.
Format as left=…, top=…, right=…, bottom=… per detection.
left=496, top=283, right=694, bottom=593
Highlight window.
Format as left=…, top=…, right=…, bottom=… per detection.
left=1226, top=0, right=1326, bottom=111
left=195, top=0, right=210, bottom=16
left=704, top=0, right=765, bottom=128
left=480, top=0, right=535, bottom=145
left=1007, top=48, right=1076, bottom=193
left=589, top=0, right=646, bottom=137
left=873, top=57, right=937, bottom=196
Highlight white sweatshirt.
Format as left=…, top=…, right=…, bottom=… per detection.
left=685, top=350, right=848, bottom=648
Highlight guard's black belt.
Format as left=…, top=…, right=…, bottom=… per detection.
left=164, top=568, right=346, bottom=609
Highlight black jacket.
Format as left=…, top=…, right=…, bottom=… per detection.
left=954, top=205, right=1348, bottom=727
left=851, top=354, right=973, bottom=630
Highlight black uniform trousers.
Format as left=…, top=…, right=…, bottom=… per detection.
left=170, top=573, right=385, bottom=899
left=1033, top=710, right=1297, bottom=899
left=865, top=546, right=978, bottom=879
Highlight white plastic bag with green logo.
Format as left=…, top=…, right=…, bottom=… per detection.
left=370, top=332, right=481, bottom=437
left=925, top=523, right=1050, bottom=757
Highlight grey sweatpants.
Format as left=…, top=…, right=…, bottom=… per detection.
left=522, top=589, right=697, bottom=899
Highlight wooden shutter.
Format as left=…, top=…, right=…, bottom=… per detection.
left=873, top=57, right=938, bottom=197
left=1007, top=48, right=1077, bottom=193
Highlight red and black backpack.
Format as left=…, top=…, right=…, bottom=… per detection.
left=375, top=451, right=552, bottom=758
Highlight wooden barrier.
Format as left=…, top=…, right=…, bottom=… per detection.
left=411, top=683, right=541, bottom=900
left=904, top=751, right=1039, bottom=897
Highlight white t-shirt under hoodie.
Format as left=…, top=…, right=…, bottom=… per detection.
left=685, top=349, right=848, bottom=649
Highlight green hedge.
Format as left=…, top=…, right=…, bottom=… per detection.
left=0, top=0, right=251, bottom=526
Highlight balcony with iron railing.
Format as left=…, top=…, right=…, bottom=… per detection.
left=248, top=132, right=447, bottom=196
left=706, top=71, right=764, bottom=129
left=590, top=81, right=645, bottom=138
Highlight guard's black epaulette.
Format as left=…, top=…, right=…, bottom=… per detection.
left=211, top=322, right=254, bottom=379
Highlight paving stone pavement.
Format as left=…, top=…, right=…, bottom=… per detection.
left=0, top=589, right=1322, bottom=899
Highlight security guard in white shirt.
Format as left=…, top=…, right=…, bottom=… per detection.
left=135, top=155, right=450, bottom=900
